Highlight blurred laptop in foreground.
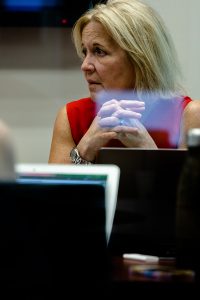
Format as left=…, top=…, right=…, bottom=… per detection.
left=0, top=163, right=120, bottom=297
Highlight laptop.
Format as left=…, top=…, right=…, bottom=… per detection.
left=0, top=164, right=120, bottom=296
left=96, top=148, right=187, bottom=257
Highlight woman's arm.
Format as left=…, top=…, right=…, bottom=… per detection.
left=48, top=105, right=75, bottom=164
left=179, top=100, right=200, bottom=148
left=48, top=105, right=118, bottom=164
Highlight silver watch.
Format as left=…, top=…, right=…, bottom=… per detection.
left=70, top=147, right=92, bottom=165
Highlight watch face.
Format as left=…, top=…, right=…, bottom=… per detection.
left=70, top=148, right=91, bottom=164
left=70, top=148, right=79, bottom=163
left=70, top=148, right=81, bottom=164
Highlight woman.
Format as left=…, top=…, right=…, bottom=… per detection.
left=48, top=0, right=200, bottom=164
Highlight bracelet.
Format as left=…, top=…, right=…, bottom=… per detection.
left=70, top=147, right=93, bottom=165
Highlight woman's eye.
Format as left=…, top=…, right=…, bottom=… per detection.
left=82, top=48, right=87, bottom=57
left=81, top=47, right=106, bottom=59
left=94, top=47, right=106, bottom=56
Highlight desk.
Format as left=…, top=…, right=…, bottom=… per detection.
left=109, top=256, right=198, bottom=297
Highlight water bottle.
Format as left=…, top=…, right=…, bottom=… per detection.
left=176, top=128, right=200, bottom=278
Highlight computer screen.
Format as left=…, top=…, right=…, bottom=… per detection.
left=0, top=0, right=106, bottom=27
left=0, top=179, right=107, bottom=294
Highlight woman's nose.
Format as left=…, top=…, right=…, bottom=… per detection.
left=81, top=56, right=95, bottom=72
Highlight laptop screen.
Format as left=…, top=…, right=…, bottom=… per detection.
left=17, top=173, right=108, bottom=186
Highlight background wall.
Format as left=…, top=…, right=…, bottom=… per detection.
left=0, top=0, right=199, bottom=163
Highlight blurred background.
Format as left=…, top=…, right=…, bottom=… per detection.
left=0, top=0, right=199, bottom=163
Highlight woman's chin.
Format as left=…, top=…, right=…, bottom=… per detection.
left=90, top=88, right=104, bottom=101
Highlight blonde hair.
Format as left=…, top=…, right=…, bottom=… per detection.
left=72, top=0, right=185, bottom=97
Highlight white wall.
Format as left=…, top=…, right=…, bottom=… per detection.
left=0, top=27, right=88, bottom=163
left=146, top=0, right=200, bottom=98
left=0, top=0, right=199, bottom=163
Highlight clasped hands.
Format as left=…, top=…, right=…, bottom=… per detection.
left=97, top=99, right=145, bottom=129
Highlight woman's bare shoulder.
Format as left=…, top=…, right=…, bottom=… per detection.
left=186, top=99, right=200, bottom=112
left=183, top=99, right=200, bottom=128
left=55, top=104, right=67, bottom=120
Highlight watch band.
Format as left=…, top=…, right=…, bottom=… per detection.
left=70, top=147, right=92, bottom=165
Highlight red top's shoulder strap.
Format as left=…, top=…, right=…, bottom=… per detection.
left=182, top=96, right=192, bottom=109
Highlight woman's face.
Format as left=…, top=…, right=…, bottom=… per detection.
left=81, top=21, right=136, bottom=100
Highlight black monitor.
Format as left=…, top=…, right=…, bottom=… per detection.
left=0, top=0, right=106, bottom=27
left=96, top=148, right=187, bottom=257
left=0, top=180, right=108, bottom=297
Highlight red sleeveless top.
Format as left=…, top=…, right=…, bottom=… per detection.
left=66, top=96, right=192, bottom=148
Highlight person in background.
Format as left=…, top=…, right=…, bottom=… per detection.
left=48, top=0, right=200, bottom=164
left=0, top=119, right=16, bottom=179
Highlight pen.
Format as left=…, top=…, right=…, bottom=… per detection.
left=123, top=253, right=159, bottom=263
